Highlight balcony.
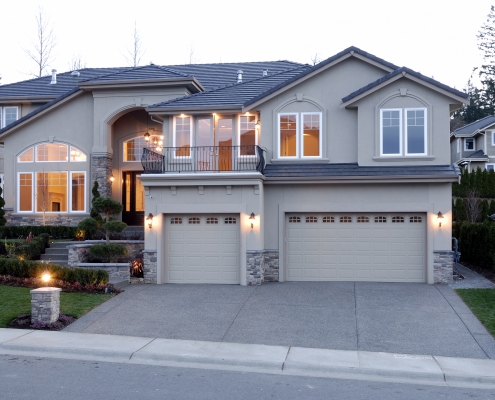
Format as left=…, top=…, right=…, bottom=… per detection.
left=141, top=145, right=265, bottom=174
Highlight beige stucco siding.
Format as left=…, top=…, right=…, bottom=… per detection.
left=255, top=57, right=386, bottom=164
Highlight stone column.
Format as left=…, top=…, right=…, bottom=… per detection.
left=91, top=154, right=113, bottom=197
left=142, top=250, right=157, bottom=283
left=433, top=250, right=454, bottom=284
left=30, top=287, right=62, bottom=324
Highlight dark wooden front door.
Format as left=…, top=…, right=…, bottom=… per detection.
left=122, top=171, right=144, bottom=226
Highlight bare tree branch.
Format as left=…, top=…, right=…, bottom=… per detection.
left=68, top=55, right=86, bottom=71
left=124, top=21, right=145, bottom=67
left=23, top=7, right=56, bottom=78
left=310, top=53, right=323, bottom=66
left=186, top=45, right=199, bottom=64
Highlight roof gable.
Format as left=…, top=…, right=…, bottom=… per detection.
left=452, top=115, right=495, bottom=136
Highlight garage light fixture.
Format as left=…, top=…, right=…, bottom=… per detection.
left=109, top=174, right=115, bottom=183
left=249, top=212, right=255, bottom=228
left=437, top=212, right=444, bottom=227
left=146, top=213, right=154, bottom=229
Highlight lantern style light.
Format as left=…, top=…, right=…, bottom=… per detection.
left=437, top=212, right=444, bottom=228
left=144, top=131, right=150, bottom=142
left=146, top=213, right=154, bottom=229
left=249, top=212, right=255, bottom=228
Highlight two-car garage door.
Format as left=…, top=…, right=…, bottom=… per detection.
left=286, top=213, right=426, bottom=282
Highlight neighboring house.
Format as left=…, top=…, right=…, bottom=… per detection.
left=450, top=115, right=495, bottom=171
left=0, top=47, right=468, bottom=286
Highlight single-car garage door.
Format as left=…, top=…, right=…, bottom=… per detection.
left=165, top=214, right=240, bottom=284
left=286, top=213, right=425, bottom=282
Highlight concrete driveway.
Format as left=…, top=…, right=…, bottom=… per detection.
left=64, top=282, right=495, bottom=359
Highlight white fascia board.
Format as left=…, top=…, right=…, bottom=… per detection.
left=264, top=174, right=459, bottom=184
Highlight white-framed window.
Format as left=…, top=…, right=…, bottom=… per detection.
left=238, top=115, right=257, bottom=156
left=465, top=138, right=475, bottom=151
left=18, top=147, right=34, bottom=162
left=173, top=115, right=192, bottom=157
left=0, top=106, right=19, bottom=128
left=18, top=172, right=33, bottom=212
left=487, top=163, right=495, bottom=172
left=123, top=135, right=163, bottom=161
left=18, top=143, right=86, bottom=163
left=457, top=138, right=460, bottom=153
left=380, top=108, right=427, bottom=156
left=70, top=171, right=86, bottom=212
left=278, top=112, right=322, bottom=158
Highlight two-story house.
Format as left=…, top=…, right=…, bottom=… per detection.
left=450, top=115, right=495, bottom=171
left=0, top=47, right=468, bottom=285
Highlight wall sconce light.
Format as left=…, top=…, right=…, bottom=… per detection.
left=146, top=213, right=154, bottom=229
left=437, top=212, right=444, bottom=227
left=249, top=212, right=255, bottom=228
left=109, top=174, right=115, bottom=182
left=255, top=120, right=260, bottom=129
left=144, top=131, right=150, bottom=142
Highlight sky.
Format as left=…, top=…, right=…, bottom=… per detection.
left=0, top=0, right=493, bottom=90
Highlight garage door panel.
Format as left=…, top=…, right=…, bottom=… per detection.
left=166, top=214, right=240, bottom=284
left=287, top=213, right=425, bottom=283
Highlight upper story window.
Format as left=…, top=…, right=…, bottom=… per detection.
left=487, top=164, right=494, bottom=172
left=456, top=138, right=461, bottom=153
left=380, top=108, right=426, bottom=156
left=465, top=138, right=474, bottom=151
left=17, top=144, right=86, bottom=163
left=278, top=112, right=321, bottom=158
left=174, top=116, right=192, bottom=157
left=239, top=115, right=257, bottom=156
left=124, top=135, right=163, bottom=161
left=0, top=106, right=18, bottom=128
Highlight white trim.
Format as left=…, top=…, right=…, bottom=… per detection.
left=491, top=131, right=495, bottom=146
left=173, top=115, right=193, bottom=159
left=301, top=112, right=323, bottom=158
left=486, top=163, right=495, bottom=172
left=457, top=138, right=460, bottom=153
left=278, top=112, right=299, bottom=159
left=1, top=106, right=19, bottom=128
left=237, top=114, right=258, bottom=158
left=17, top=172, right=33, bottom=213
left=380, top=108, right=402, bottom=156
left=464, top=138, right=475, bottom=151
left=405, top=108, right=427, bottom=156
left=70, top=171, right=86, bottom=213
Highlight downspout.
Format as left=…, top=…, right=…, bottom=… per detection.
left=150, top=115, right=164, bottom=124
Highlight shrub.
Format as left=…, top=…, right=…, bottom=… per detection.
left=77, top=218, right=99, bottom=240
left=12, top=233, right=50, bottom=261
left=89, top=243, right=128, bottom=263
left=455, top=221, right=495, bottom=269
left=0, top=226, right=77, bottom=239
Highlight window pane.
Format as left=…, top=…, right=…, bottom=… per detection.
left=240, top=115, right=256, bottom=155
left=18, top=148, right=34, bottom=162
left=465, top=139, right=474, bottom=150
left=70, top=146, right=87, bottom=162
left=19, top=173, right=32, bottom=211
left=280, top=114, right=297, bottom=157
left=36, top=144, right=68, bottom=162
left=175, top=117, right=191, bottom=157
left=71, top=172, right=85, bottom=211
left=135, top=176, right=144, bottom=212
left=4, top=107, right=18, bottom=126
left=407, top=110, right=425, bottom=154
left=382, top=111, right=400, bottom=154
left=303, top=114, right=320, bottom=156
left=36, top=172, right=67, bottom=212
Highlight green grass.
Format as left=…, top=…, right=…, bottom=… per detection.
left=455, top=289, right=495, bottom=337
left=0, top=285, right=113, bottom=328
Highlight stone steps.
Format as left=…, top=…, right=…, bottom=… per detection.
left=40, top=242, right=72, bottom=266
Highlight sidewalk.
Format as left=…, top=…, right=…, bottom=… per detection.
left=1, top=328, right=495, bottom=389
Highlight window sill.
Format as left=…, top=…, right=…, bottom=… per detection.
left=372, top=156, right=435, bottom=162
left=270, top=158, right=330, bottom=164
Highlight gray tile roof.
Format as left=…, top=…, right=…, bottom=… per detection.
left=147, top=66, right=310, bottom=111
left=341, top=67, right=468, bottom=104
left=452, top=115, right=495, bottom=136
left=79, top=64, right=191, bottom=83
left=263, top=163, right=460, bottom=178
left=464, top=150, right=488, bottom=159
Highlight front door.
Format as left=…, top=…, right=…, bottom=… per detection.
left=195, top=116, right=233, bottom=171
left=122, top=171, right=144, bottom=226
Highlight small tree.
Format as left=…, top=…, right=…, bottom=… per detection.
left=464, top=190, right=481, bottom=223
left=92, top=197, right=127, bottom=244
left=90, top=181, right=103, bottom=227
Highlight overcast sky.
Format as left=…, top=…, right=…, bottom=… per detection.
left=0, top=0, right=493, bottom=90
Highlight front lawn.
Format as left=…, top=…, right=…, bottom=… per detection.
left=455, top=289, right=495, bottom=337
left=0, top=285, right=113, bottom=328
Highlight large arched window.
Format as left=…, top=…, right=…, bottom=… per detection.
left=124, top=134, right=163, bottom=161
left=16, top=142, right=88, bottom=213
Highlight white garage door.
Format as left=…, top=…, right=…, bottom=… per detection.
left=165, top=214, right=240, bottom=284
left=286, top=213, right=425, bottom=282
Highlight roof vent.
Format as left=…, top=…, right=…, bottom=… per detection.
left=71, top=70, right=80, bottom=77
left=262, top=69, right=268, bottom=77
left=50, top=69, right=57, bottom=85
left=237, top=70, right=243, bottom=84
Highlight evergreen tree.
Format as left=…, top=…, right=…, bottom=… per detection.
left=90, top=181, right=103, bottom=226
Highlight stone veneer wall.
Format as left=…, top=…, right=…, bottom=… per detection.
left=433, top=250, right=454, bottom=284
left=246, top=250, right=280, bottom=286
left=9, top=213, right=87, bottom=227
left=91, top=154, right=113, bottom=197
left=142, top=250, right=157, bottom=284
left=67, top=240, right=144, bottom=267
left=30, top=287, right=61, bottom=324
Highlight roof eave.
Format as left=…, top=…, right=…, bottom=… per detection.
left=264, top=174, right=459, bottom=184
left=78, top=77, right=205, bottom=93
left=341, top=72, right=469, bottom=109
left=147, top=104, right=243, bottom=115
left=0, top=96, right=59, bottom=103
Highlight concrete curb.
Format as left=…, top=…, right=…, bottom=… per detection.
left=1, top=328, right=495, bottom=388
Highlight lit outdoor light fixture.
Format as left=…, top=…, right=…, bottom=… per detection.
left=146, top=213, right=154, bottom=229
left=41, top=270, right=51, bottom=286
left=437, top=211, right=444, bottom=227
left=144, top=131, right=150, bottom=142
left=249, top=212, right=255, bottom=228
left=255, top=120, right=260, bottom=129
left=109, top=174, right=115, bottom=182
